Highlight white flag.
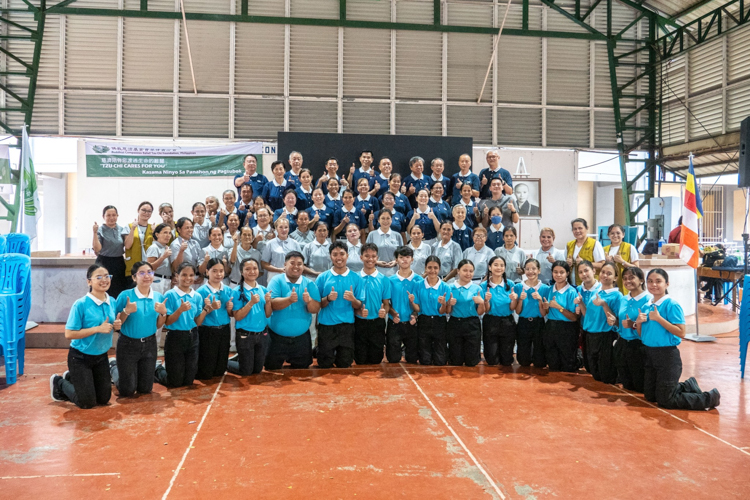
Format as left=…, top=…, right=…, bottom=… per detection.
left=17, top=126, right=40, bottom=240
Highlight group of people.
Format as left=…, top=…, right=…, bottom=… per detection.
left=49, top=149, right=720, bottom=413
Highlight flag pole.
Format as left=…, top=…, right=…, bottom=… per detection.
left=684, top=152, right=715, bottom=342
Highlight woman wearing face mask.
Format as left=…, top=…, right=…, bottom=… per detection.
left=494, top=226, right=526, bottom=283
left=109, top=261, right=167, bottom=398
left=195, top=258, right=234, bottom=380
left=50, top=265, right=122, bottom=408
left=432, top=221, right=463, bottom=280
left=534, top=227, right=566, bottom=285
left=170, top=217, right=204, bottom=287
left=603, top=223, right=639, bottom=293
left=485, top=206, right=505, bottom=251
left=93, top=205, right=131, bottom=299
left=124, top=202, right=155, bottom=280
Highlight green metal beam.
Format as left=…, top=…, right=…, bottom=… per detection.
left=581, top=0, right=603, bottom=22
left=540, top=0, right=606, bottom=38
left=141, top=0, right=148, bottom=11
left=25, top=1, right=46, bottom=129
left=0, top=16, right=36, bottom=33
left=669, top=0, right=716, bottom=20
left=607, top=40, right=633, bottom=227
left=433, top=0, right=440, bottom=25
left=340, top=0, right=346, bottom=22
left=45, top=5, right=609, bottom=39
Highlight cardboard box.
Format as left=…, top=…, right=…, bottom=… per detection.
left=661, top=243, right=680, bottom=257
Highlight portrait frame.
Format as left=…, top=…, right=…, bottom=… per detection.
left=511, top=178, right=542, bottom=219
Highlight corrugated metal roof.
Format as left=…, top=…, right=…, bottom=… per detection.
left=643, top=1, right=733, bottom=24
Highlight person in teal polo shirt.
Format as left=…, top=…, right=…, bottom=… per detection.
left=195, top=258, right=235, bottom=380
left=514, top=258, right=550, bottom=368
left=447, top=260, right=485, bottom=367
left=634, top=269, right=720, bottom=410
left=51, top=264, right=122, bottom=409
left=413, top=256, right=451, bottom=366
left=155, top=263, right=210, bottom=388
left=481, top=256, right=519, bottom=367
left=541, top=261, right=580, bottom=372
left=228, top=258, right=272, bottom=375
left=386, top=246, right=423, bottom=364
left=266, top=251, right=322, bottom=370
left=315, top=241, right=364, bottom=368
left=606, top=266, right=650, bottom=393
left=353, top=242, right=391, bottom=365
left=109, top=261, right=167, bottom=398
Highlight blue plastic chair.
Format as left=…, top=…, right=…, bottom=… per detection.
left=5, top=233, right=31, bottom=256
left=0, top=234, right=6, bottom=254
left=0, top=254, right=31, bottom=385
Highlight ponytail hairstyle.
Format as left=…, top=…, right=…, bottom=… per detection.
left=456, top=259, right=475, bottom=273
left=102, top=205, right=118, bottom=217
left=424, top=255, right=441, bottom=273
left=237, top=257, right=263, bottom=305
left=206, top=257, right=224, bottom=273
left=176, top=262, right=197, bottom=276
left=647, top=268, right=670, bottom=294
left=130, top=260, right=153, bottom=278
left=622, top=266, right=646, bottom=293
left=524, top=258, right=541, bottom=271
left=578, top=259, right=594, bottom=272
left=551, top=260, right=571, bottom=278
left=86, top=264, right=109, bottom=292
left=600, top=261, right=619, bottom=280
left=485, top=255, right=511, bottom=291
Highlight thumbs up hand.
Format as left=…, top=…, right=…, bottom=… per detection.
left=472, top=294, right=483, bottom=305
left=606, top=311, right=617, bottom=326
left=211, top=295, right=221, bottom=310
left=344, top=286, right=355, bottom=302
left=408, top=292, right=415, bottom=303
left=113, top=314, right=123, bottom=331
left=592, top=293, right=605, bottom=307
left=361, top=307, right=368, bottom=318
left=250, top=292, right=260, bottom=306
left=649, top=307, right=661, bottom=322
left=328, top=287, right=338, bottom=302
left=438, top=294, right=447, bottom=305
left=574, top=293, right=583, bottom=305
left=154, top=298, right=167, bottom=315
left=265, top=291, right=272, bottom=303
left=448, top=293, right=457, bottom=306
left=302, top=288, right=312, bottom=304
left=484, top=291, right=493, bottom=303
left=509, top=289, right=519, bottom=301
left=546, top=253, right=556, bottom=263
left=520, top=289, right=528, bottom=301
left=98, top=318, right=113, bottom=333
left=378, top=305, right=387, bottom=318
left=289, top=287, right=298, bottom=303
left=124, top=296, right=137, bottom=314
left=636, top=308, right=648, bottom=325
left=93, top=221, right=99, bottom=234
left=541, top=297, right=549, bottom=309
left=178, top=298, right=191, bottom=313
left=226, top=297, right=234, bottom=312
left=204, top=296, right=211, bottom=308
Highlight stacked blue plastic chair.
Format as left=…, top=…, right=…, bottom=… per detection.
left=0, top=234, right=6, bottom=254
left=0, top=254, right=31, bottom=384
left=4, top=233, right=32, bottom=325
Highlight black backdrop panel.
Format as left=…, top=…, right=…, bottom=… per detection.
left=277, top=132, right=473, bottom=180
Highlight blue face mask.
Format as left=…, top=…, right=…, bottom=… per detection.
left=490, top=215, right=503, bottom=225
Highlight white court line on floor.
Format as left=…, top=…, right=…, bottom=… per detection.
left=400, top=363, right=506, bottom=500
left=162, top=374, right=226, bottom=500
left=1, top=473, right=120, bottom=480
left=611, top=384, right=750, bottom=457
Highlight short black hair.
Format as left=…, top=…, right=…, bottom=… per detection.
left=361, top=242, right=379, bottom=255
left=329, top=240, right=348, bottom=254
left=285, top=250, right=304, bottom=262
left=394, top=245, right=414, bottom=258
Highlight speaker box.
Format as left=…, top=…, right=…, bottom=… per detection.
left=740, top=116, right=750, bottom=187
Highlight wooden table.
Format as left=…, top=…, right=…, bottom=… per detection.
left=697, top=266, right=744, bottom=312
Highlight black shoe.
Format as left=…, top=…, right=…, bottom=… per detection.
left=63, top=370, right=71, bottom=382
left=707, top=388, right=721, bottom=410
left=683, top=377, right=701, bottom=394
left=50, top=374, right=66, bottom=402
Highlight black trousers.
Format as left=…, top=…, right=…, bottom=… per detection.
left=228, top=329, right=269, bottom=375
left=386, top=320, right=418, bottom=363
left=155, top=329, right=199, bottom=388
left=516, top=316, right=546, bottom=367
left=265, top=330, right=313, bottom=370
left=354, top=317, right=386, bottom=365
left=543, top=319, right=579, bottom=372
left=196, top=324, right=231, bottom=380
left=59, top=348, right=111, bottom=409
left=482, top=314, right=516, bottom=366
left=112, top=334, right=157, bottom=397
left=614, top=336, right=646, bottom=392
left=643, top=346, right=712, bottom=410
left=584, top=330, right=618, bottom=384
left=417, top=315, right=447, bottom=366
left=317, top=323, right=355, bottom=368
left=448, top=316, right=481, bottom=367
left=95, top=255, right=130, bottom=299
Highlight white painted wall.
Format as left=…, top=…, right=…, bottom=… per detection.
left=472, top=147, right=578, bottom=250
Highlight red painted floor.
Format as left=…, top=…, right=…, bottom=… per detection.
left=1, top=339, right=748, bottom=499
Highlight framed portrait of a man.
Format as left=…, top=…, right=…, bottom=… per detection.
left=512, top=179, right=541, bottom=218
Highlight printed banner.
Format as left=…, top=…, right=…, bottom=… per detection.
left=0, top=144, right=10, bottom=184
left=85, top=141, right=264, bottom=177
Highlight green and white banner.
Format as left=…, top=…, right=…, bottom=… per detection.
left=85, top=141, right=264, bottom=178
left=0, top=144, right=10, bottom=184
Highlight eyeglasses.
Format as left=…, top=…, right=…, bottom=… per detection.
left=137, top=271, right=155, bottom=277
left=140, top=209, right=153, bottom=214
left=92, top=275, right=113, bottom=281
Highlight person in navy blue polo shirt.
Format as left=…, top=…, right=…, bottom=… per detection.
left=315, top=241, right=364, bottom=368
left=50, top=264, right=123, bottom=408
left=333, top=189, right=366, bottom=240
left=428, top=158, right=451, bottom=201
left=402, top=156, right=432, bottom=209
left=266, top=251, right=322, bottom=370
left=233, top=154, right=268, bottom=200
left=349, top=150, right=377, bottom=193
left=285, top=151, right=305, bottom=188
left=479, top=149, right=513, bottom=198
left=450, top=154, right=480, bottom=205
left=109, top=261, right=167, bottom=398
left=262, top=161, right=291, bottom=212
